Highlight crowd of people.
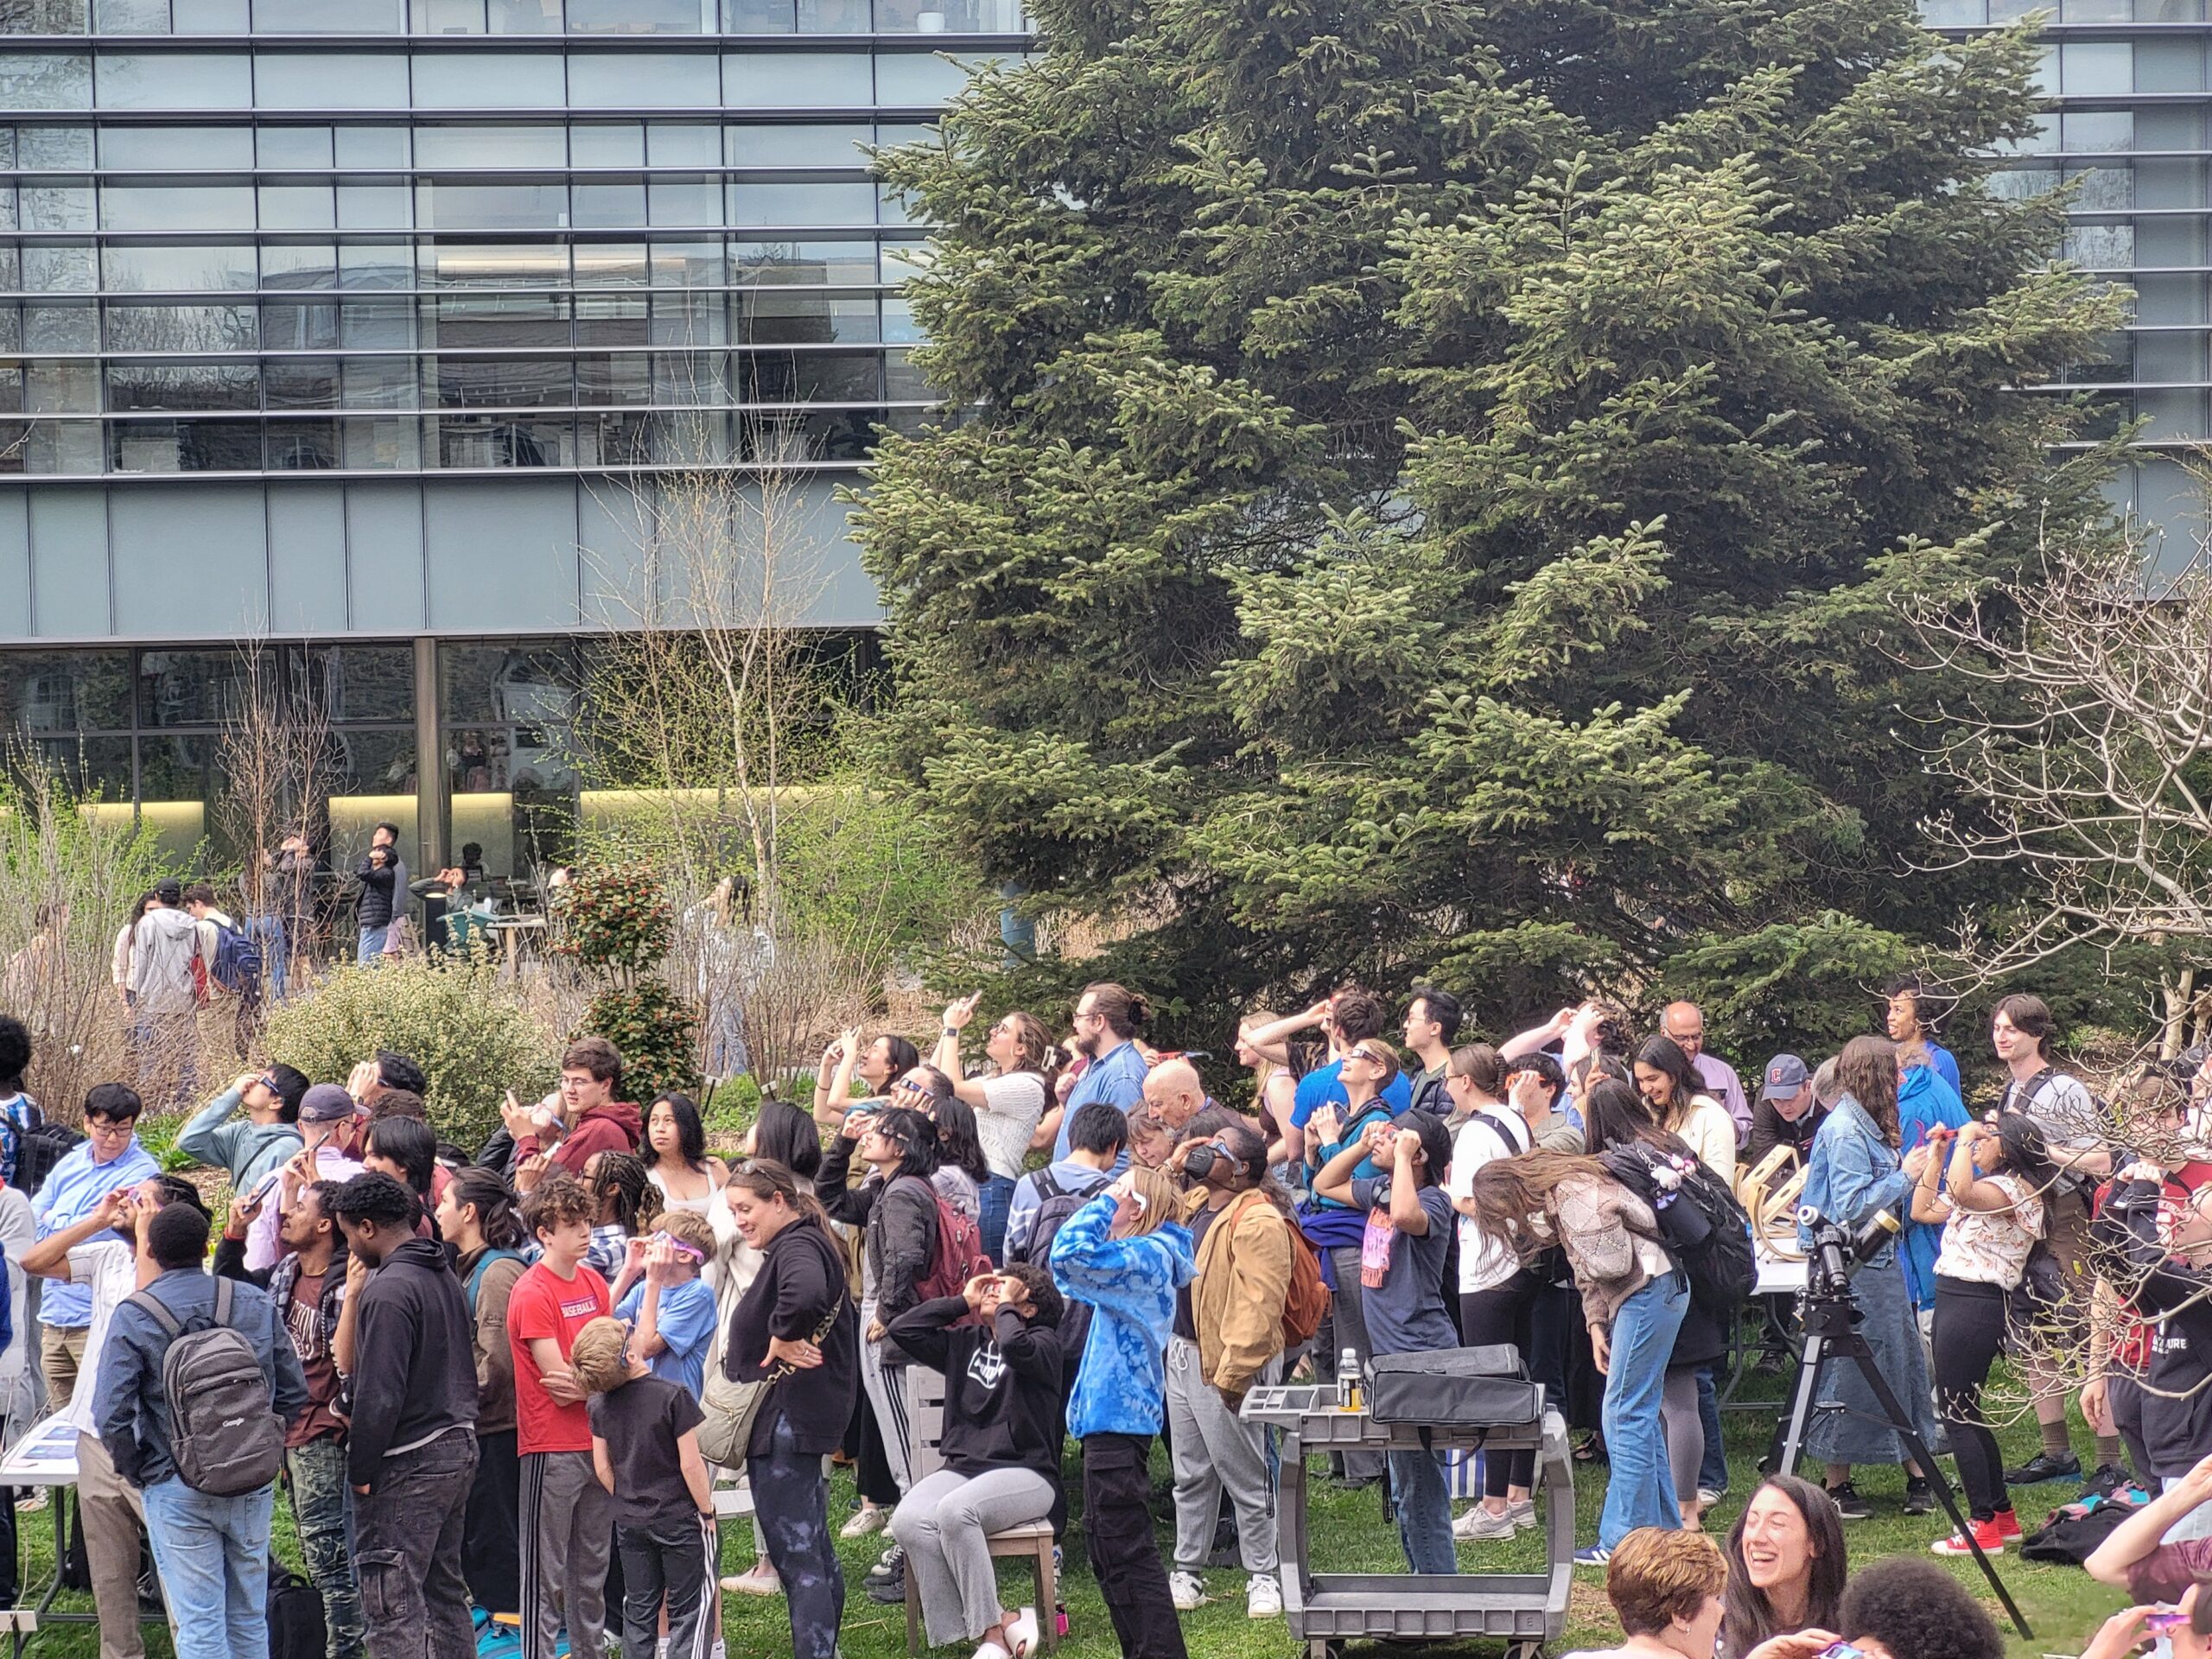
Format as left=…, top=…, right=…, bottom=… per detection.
left=0, top=964, right=2202, bottom=1659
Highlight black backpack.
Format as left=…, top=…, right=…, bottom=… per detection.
left=15, top=1113, right=79, bottom=1198
left=1010, top=1169, right=1093, bottom=1268
left=266, top=1560, right=326, bottom=1659
left=1605, top=1144, right=1754, bottom=1317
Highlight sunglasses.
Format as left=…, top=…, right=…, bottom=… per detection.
left=2147, top=1611, right=2194, bottom=1636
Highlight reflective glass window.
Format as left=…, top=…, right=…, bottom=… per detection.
left=257, top=0, right=404, bottom=28
left=19, top=125, right=91, bottom=166
left=486, top=0, right=558, bottom=29
left=259, top=240, right=336, bottom=285
left=419, top=238, right=569, bottom=286
left=414, top=0, right=489, bottom=29
left=569, top=0, right=709, bottom=30
left=102, top=301, right=255, bottom=350
left=651, top=347, right=724, bottom=400
left=721, top=50, right=868, bottom=106
left=261, top=354, right=337, bottom=409
left=335, top=180, right=410, bottom=228
left=646, top=238, right=720, bottom=286
left=647, top=123, right=718, bottom=164
left=106, top=358, right=257, bottom=410
left=93, top=52, right=250, bottom=109
left=728, top=121, right=874, bottom=165
left=0, top=52, right=88, bottom=107
left=22, top=243, right=94, bottom=289
left=571, top=177, right=645, bottom=226
left=881, top=291, right=918, bottom=341
left=429, top=354, right=570, bottom=407
left=335, top=125, right=409, bottom=165
left=265, top=418, right=337, bottom=468
left=576, top=351, right=650, bottom=404
left=21, top=181, right=91, bottom=230
left=2066, top=163, right=2134, bottom=210
left=723, top=0, right=795, bottom=28
left=730, top=235, right=874, bottom=283
left=341, top=415, right=418, bottom=467
left=259, top=296, right=338, bottom=346
left=339, top=244, right=411, bottom=287
left=257, top=53, right=410, bottom=109
left=420, top=289, right=568, bottom=346
left=340, top=353, right=413, bottom=407
left=736, top=287, right=877, bottom=341
left=26, top=358, right=96, bottom=411
left=574, top=289, right=645, bottom=341
left=796, top=0, right=870, bottom=28
left=411, top=49, right=563, bottom=106
left=101, top=124, right=252, bottom=167
left=569, top=121, right=642, bottom=165
left=171, top=0, right=247, bottom=29
left=729, top=178, right=875, bottom=223
left=99, top=181, right=255, bottom=229
left=568, top=51, right=719, bottom=107
left=259, top=181, right=335, bottom=228
left=94, top=0, right=169, bottom=34
left=340, top=296, right=413, bottom=346
left=2063, top=109, right=2134, bottom=152
left=430, top=411, right=571, bottom=467
left=0, top=0, right=90, bottom=31
left=416, top=177, right=566, bottom=229
left=23, top=418, right=102, bottom=472
left=2061, top=41, right=2133, bottom=94
left=256, top=124, right=333, bottom=166
left=100, top=241, right=253, bottom=289
left=414, top=123, right=566, bottom=167
left=879, top=0, right=1021, bottom=25
left=648, top=176, right=717, bottom=225
left=572, top=242, right=646, bottom=285
left=0, top=653, right=130, bottom=733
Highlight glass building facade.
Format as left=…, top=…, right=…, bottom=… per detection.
left=0, top=0, right=1014, bottom=879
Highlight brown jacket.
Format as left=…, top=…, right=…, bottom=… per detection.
left=460, top=1248, right=529, bottom=1435
left=1185, top=1188, right=1294, bottom=1397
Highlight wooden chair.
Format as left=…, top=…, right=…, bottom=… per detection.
left=902, top=1366, right=1059, bottom=1656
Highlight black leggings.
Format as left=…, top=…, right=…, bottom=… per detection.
left=1462, top=1281, right=1539, bottom=1496
left=1932, top=1276, right=2012, bottom=1522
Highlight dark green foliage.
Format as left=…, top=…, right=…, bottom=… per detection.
left=581, top=982, right=702, bottom=1105
left=856, top=0, right=2126, bottom=1054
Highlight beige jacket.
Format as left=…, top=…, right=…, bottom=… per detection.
left=1185, top=1188, right=1294, bottom=1398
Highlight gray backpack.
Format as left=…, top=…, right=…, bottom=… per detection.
left=125, top=1277, right=284, bottom=1496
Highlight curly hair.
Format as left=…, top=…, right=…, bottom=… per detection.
left=1838, top=1557, right=2002, bottom=1659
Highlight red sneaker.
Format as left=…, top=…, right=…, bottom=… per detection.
left=1994, top=1509, right=2023, bottom=1541
left=1929, top=1518, right=2005, bottom=1556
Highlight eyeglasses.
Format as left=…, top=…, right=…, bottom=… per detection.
left=86, top=1117, right=135, bottom=1134
left=1071, top=1009, right=1103, bottom=1026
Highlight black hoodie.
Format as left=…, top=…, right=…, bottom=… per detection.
left=344, top=1236, right=479, bottom=1490
left=2094, top=1179, right=2212, bottom=1478
left=887, top=1296, right=1065, bottom=1503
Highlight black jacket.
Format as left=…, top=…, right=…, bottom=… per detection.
left=817, top=1135, right=938, bottom=1329
left=889, top=1295, right=1067, bottom=1530
left=723, top=1213, right=859, bottom=1459
left=344, top=1236, right=478, bottom=1489
left=1745, top=1098, right=1827, bottom=1169
left=355, top=853, right=397, bottom=930
left=2094, top=1179, right=2212, bottom=1478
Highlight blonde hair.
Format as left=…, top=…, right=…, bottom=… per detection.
left=657, top=1209, right=715, bottom=1263
left=569, top=1316, right=632, bottom=1396
left=1117, top=1166, right=1183, bottom=1238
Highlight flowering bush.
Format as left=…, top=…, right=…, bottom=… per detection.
left=551, top=866, right=674, bottom=978
left=582, top=981, right=701, bottom=1105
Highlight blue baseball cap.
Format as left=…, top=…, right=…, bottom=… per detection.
left=1760, top=1054, right=1810, bottom=1101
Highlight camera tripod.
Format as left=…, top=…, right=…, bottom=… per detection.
left=1768, top=1279, right=2032, bottom=1638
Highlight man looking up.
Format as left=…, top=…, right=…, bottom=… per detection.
left=1282, top=989, right=1413, bottom=1171
left=176, top=1065, right=308, bottom=1197
left=1662, top=1001, right=1749, bottom=1143
left=1402, top=988, right=1462, bottom=1120
left=1049, top=982, right=1153, bottom=1160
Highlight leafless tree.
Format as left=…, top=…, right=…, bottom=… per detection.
left=213, top=639, right=342, bottom=970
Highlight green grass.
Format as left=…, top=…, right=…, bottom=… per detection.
left=6, top=1360, right=2132, bottom=1658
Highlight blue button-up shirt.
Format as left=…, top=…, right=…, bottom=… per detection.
left=1052, top=1039, right=1149, bottom=1160
left=32, top=1138, right=158, bottom=1328
left=96, top=1266, right=308, bottom=1491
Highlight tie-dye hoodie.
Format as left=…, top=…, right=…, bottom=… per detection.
left=1049, top=1192, right=1195, bottom=1438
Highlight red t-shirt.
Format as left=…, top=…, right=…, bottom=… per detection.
left=506, top=1261, right=610, bottom=1454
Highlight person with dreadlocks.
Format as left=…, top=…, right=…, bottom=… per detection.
left=584, top=1149, right=658, bottom=1279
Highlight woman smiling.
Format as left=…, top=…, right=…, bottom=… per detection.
left=1721, top=1477, right=1846, bottom=1659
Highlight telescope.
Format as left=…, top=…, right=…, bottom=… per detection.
left=1795, top=1205, right=1901, bottom=1299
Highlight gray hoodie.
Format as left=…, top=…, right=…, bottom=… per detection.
left=128, top=906, right=204, bottom=1015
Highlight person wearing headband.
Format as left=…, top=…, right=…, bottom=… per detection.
left=607, top=1209, right=720, bottom=1399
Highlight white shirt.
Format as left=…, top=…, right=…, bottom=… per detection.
left=975, top=1073, right=1048, bottom=1181
left=61, top=1240, right=137, bottom=1438
left=0, top=1186, right=31, bottom=1388
left=1676, top=1095, right=1738, bottom=1186
left=1448, top=1109, right=1532, bottom=1294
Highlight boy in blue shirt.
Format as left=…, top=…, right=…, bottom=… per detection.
left=607, top=1210, right=718, bottom=1398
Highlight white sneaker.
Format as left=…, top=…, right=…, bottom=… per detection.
left=721, top=1562, right=782, bottom=1596
left=841, top=1504, right=889, bottom=1540
left=656, top=1641, right=670, bottom=1659
left=711, top=1643, right=726, bottom=1659
left=1504, top=1498, right=1536, bottom=1530
left=1246, top=1573, right=1282, bottom=1618
left=1453, top=1503, right=1517, bottom=1541
left=1168, top=1569, right=1207, bottom=1611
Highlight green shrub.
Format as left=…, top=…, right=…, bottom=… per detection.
left=553, top=865, right=675, bottom=976
left=581, top=980, right=701, bottom=1105
left=264, top=956, right=555, bottom=1149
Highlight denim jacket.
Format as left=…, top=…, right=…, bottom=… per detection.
left=1796, top=1094, right=1912, bottom=1255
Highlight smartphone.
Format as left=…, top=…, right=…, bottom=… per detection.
left=1816, top=1643, right=1871, bottom=1659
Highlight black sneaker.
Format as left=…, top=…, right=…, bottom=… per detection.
left=2081, top=1463, right=2133, bottom=1500
left=1825, top=1483, right=1873, bottom=1520
left=864, top=1548, right=907, bottom=1605
left=1904, top=1478, right=1936, bottom=1516
left=2003, top=1451, right=2081, bottom=1486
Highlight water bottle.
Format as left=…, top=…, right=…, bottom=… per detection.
left=1337, top=1346, right=1363, bottom=1411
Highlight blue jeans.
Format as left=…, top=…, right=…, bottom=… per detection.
left=289, top=1437, right=366, bottom=1659
left=978, top=1174, right=1017, bottom=1265
left=1695, top=1363, right=1727, bottom=1494
left=247, top=914, right=289, bottom=1001
left=1599, top=1270, right=1689, bottom=1550
left=357, top=925, right=389, bottom=963
left=142, top=1477, right=273, bottom=1659
left=1387, top=1446, right=1455, bottom=1574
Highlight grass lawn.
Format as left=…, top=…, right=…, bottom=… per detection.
left=4, top=1359, right=2131, bottom=1659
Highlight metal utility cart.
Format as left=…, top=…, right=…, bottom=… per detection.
left=1243, top=1383, right=1573, bottom=1659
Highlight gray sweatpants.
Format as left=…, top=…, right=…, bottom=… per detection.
left=1662, top=1368, right=1702, bottom=1505
left=520, top=1449, right=613, bottom=1659
left=1166, top=1336, right=1279, bottom=1575
left=888, top=1466, right=1055, bottom=1646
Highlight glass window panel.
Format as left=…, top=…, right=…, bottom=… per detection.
left=0, top=247, right=16, bottom=289
left=2068, top=221, right=2136, bottom=266
left=94, top=0, right=169, bottom=33
left=264, top=416, right=337, bottom=468
left=2062, top=41, right=2133, bottom=94
left=0, top=188, right=18, bottom=230
left=2064, top=109, right=2136, bottom=152
left=730, top=234, right=874, bottom=282
left=796, top=0, right=869, bottom=28
left=340, top=415, right=417, bottom=466
left=646, top=122, right=717, bottom=164
left=723, top=0, right=794, bottom=28
left=414, top=0, right=487, bottom=29
left=729, top=177, right=874, bottom=223
left=260, top=240, right=336, bottom=287
left=334, top=125, right=408, bottom=165
left=34, top=736, right=130, bottom=795
left=572, top=241, right=645, bottom=285
left=569, top=121, right=642, bottom=165
left=430, top=410, right=569, bottom=466
left=651, top=347, right=724, bottom=401
left=257, top=52, right=410, bottom=108
left=647, top=238, right=720, bottom=287
left=264, top=354, right=337, bottom=408
left=24, top=301, right=91, bottom=349
left=257, top=124, right=332, bottom=166
left=411, top=50, right=563, bottom=106
left=102, top=124, right=251, bottom=167
left=18, top=125, right=89, bottom=167
left=22, top=417, right=101, bottom=471
left=101, top=240, right=252, bottom=288
left=26, top=358, right=95, bottom=410
left=878, top=236, right=927, bottom=281
left=259, top=181, right=334, bottom=228
left=340, top=296, right=413, bottom=346
left=884, top=343, right=928, bottom=398
left=414, top=123, right=566, bottom=167
left=260, top=297, right=338, bottom=347
left=0, top=0, right=91, bottom=31
left=421, top=289, right=568, bottom=346
left=99, top=181, right=254, bottom=229
left=571, top=178, right=643, bottom=226
left=340, top=353, right=412, bottom=407
left=2137, top=35, right=2205, bottom=92
left=1923, top=0, right=1982, bottom=13
left=137, top=652, right=243, bottom=724
left=881, top=290, right=918, bottom=342
left=257, top=0, right=403, bottom=27
left=171, top=0, right=247, bottom=29
left=726, top=122, right=868, bottom=164
left=2067, top=163, right=2134, bottom=210
left=416, top=178, right=567, bottom=229
left=105, top=357, right=255, bottom=410
left=737, top=286, right=876, bottom=340
left=722, top=50, right=868, bottom=106
left=574, top=289, right=644, bottom=340
left=336, top=180, right=410, bottom=228
left=575, top=351, right=648, bottom=403
left=429, top=353, right=569, bottom=407
left=94, top=53, right=249, bottom=109
left=647, top=176, right=716, bottom=225
left=569, top=0, right=708, bottom=29
left=23, top=242, right=94, bottom=289
left=102, top=300, right=254, bottom=349
left=568, top=51, right=718, bottom=107
left=21, top=180, right=90, bottom=229
left=419, top=238, right=569, bottom=286
left=0, top=53, right=88, bottom=107
left=0, top=131, right=16, bottom=168
left=440, top=639, right=581, bottom=724
left=0, top=653, right=130, bottom=733
left=486, top=0, right=558, bottom=29
left=338, top=241, right=410, bottom=286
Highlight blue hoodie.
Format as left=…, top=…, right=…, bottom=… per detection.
left=1897, top=1062, right=1971, bottom=1312
left=1049, top=1192, right=1195, bottom=1439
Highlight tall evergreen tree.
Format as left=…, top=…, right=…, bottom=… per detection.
left=855, top=0, right=2123, bottom=1051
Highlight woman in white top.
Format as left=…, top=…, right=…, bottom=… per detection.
left=111, top=891, right=156, bottom=1006
left=642, top=1090, right=729, bottom=1214
left=1910, top=1113, right=2050, bottom=1552
left=1635, top=1037, right=1737, bottom=1187
left=929, top=995, right=1056, bottom=1262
